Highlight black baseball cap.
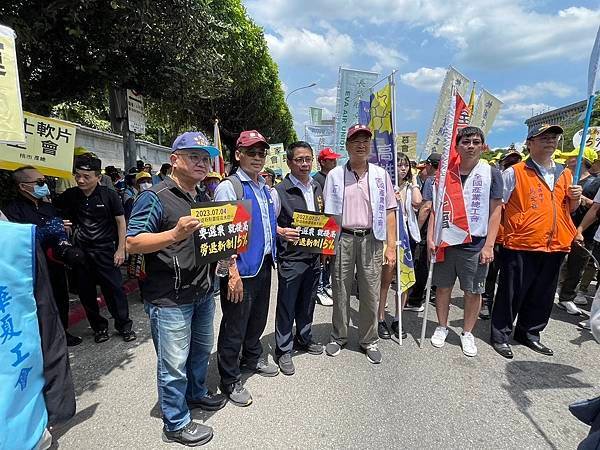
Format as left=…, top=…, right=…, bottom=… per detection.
left=526, top=123, right=563, bottom=140
left=75, top=155, right=102, bottom=171
left=426, top=153, right=441, bottom=165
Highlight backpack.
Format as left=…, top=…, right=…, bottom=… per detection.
left=226, top=174, right=244, bottom=200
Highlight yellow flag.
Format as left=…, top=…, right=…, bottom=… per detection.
left=369, top=83, right=392, bottom=134
left=468, top=81, right=476, bottom=114
left=0, top=25, right=25, bottom=145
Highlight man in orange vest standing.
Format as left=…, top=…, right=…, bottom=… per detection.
left=490, top=124, right=582, bottom=359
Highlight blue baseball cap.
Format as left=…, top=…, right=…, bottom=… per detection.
left=171, top=131, right=220, bottom=157
left=526, top=123, right=563, bottom=140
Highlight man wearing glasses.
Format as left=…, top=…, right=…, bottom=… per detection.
left=270, top=141, right=325, bottom=376
left=491, top=124, right=582, bottom=359
left=4, top=166, right=83, bottom=346
left=214, top=130, right=279, bottom=407
left=323, top=124, right=397, bottom=364
left=126, top=131, right=224, bottom=446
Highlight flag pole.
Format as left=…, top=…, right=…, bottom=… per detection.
left=575, top=24, right=600, bottom=183
left=419, top=84, right=456, bottom=348
left=574, top=94, right=596, bottom=182
left=390, top=70, right=403, bottom=346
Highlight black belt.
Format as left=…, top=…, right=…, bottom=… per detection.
left=341, top=228, right=371, bottom=237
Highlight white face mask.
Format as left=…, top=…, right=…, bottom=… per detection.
left=139, top=182, right=152, bottom=191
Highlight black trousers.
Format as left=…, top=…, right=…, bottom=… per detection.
left=558, top=239, right=593, bottom=302
left=491, top=249, right=565, bottom=344
left=275, top=257, right=319, bottom=357
left=407, top=239, right=429, bottom=306
left=75, top=245, right=132, bottom=333
left=47, top=259, right=70, bottom=330
left=217, top=255, right=272, bottom=385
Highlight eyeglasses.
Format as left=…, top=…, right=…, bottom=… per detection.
left=22, top=178, right=46, bottom=186
left=459, top=139, right=483, bottom=146
left=292, top=156, right=313, bottom=164
left=242, top=149, right=268, bottom=158
left=176, top=152, right=212, bottom=165
left=348, top=140, right=370, bottom=147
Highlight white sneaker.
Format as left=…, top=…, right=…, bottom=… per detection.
left=573, top=293, right=588, bottom=306
left=324, top=287, right=333, bottom=298
left=317, top=292, right=333, bottom=306
left=460, top=331, right=478, bottom=357
left=431, top=326, right=449, bottom=348
left=557, top=301, right=583, bottom=315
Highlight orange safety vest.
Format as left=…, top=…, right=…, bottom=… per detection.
left=503, top=160, right=576, bottom=252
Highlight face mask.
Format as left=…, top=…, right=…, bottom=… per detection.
left=206, top=182, right=219, bottom=192
left=139, top=182, right=152, bottom=191
left=32, top=183, right=50, bottom=199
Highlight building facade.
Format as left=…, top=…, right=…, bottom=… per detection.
left=525, top=100, right=586, bottom=134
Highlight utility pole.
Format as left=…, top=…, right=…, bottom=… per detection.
left=108, top=86, right=137, bottom=170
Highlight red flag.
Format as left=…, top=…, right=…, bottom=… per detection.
left=433, top=93, right=471, bottom=260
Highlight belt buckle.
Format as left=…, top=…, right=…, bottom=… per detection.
left=354, top=229, right=366, bottom=237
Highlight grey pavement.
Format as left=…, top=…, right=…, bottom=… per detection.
left=53, top=276, right=598, bottom=449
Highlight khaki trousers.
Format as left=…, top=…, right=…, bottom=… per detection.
left=331, top=232, right=383, bottom=348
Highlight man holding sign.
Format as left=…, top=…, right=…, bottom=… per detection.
left=126, top=131, right=224, bottom=447
left=271, top=141, right=326, bottom=376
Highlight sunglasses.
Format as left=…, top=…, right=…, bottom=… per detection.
left=22, top=179, right=47, bottom=186
left=242, top=149, right=268, bottom=158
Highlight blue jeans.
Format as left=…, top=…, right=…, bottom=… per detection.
left=145, top=293, right=215, bottom=432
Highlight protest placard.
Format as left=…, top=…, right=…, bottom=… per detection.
left=290, top=209, right=341, bottom=255
left=190, top=200, right=252, bottom=263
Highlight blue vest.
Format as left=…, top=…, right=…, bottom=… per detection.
left=0, top=222, right=48, bottom=450
left=236, top=181, right=277, bottom=278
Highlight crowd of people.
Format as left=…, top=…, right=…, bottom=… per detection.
left=2, top=122, right=599, bottom=447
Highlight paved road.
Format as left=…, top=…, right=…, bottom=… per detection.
left=52, top=277, right=598, bottom=449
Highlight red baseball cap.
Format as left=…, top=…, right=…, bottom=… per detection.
left=318, top=147, right=342, bottom=161
left=236, top=130, right=270, bottom=149
left=346, top=123, right=372, bottom=141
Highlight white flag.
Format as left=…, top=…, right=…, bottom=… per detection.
left=423, top=66, right=470, bottom=157
left=470, top=89, right=503, bottom=135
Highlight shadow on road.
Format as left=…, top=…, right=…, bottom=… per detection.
left=502, top=360, right=593, bottom=450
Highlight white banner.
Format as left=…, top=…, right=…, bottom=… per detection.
left=305, top=124, right=335, bottom=173
left=470, top=89, right=503, bottom=135
left=334, top=68, right=379, bottom=162
left=423, top=66, right=470, bottom=157
left=127, top=89, right=146, bottom=135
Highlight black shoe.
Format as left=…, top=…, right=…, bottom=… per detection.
left=293, top=339, right=324, bottom=355
left=277, top=353, right=295, bottom=376
left=514, top=337, right=553, bottom=356
left=391, top=321, right=407, bottom=339
left=66, top=332, right=82, bottom=347
left=121, top=330, right=137, bottom=342
left=188, top=391, right=227, bottom=411
left=378, top=321, right=391, bottom=339
left=492, top=342, right=513, bottom=359
left=94, top=329, right=109, bottom=343
left=162, top=421, right=213, bottom=446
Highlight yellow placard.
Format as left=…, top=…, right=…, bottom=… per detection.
left=0, top=26, right=25, bottom=145
left=396, top=132, right=417, bottom=161
left=0, top=112, right=76, bottom=178
left=191, top=203, right=238, bottom=227
left=292, top=211, right=329, bottom=228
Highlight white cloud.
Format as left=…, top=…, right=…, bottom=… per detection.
left=400, top=67, right=446, bottom=92
left=496, top=81, right=575, bottom=103
left=265, top=27, right=353, bottom=66
left=401, top=108, right=422, bottom=121
left=494, top=102, right=555, bottom=129
left=248, top=0, right=600, bottom=68
left=314, top=87, right=337, bottom=107
left=362, top=40, right=407, bottom=72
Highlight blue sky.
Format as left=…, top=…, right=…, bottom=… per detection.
left=245, top=0, right=600, bottom=157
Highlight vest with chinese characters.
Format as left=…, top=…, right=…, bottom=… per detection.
left=462, top=161, right=492, bottom=237
left=324, top=163, right=389, bottom=241
left=0, top=222, right=48, bottom=450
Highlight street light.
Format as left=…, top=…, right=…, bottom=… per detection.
left=286, top=82, right=317, bottom=102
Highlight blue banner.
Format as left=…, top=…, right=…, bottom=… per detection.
left=358, top=100, right=371, bottom=126
left=0, top=222, right=48, bottom=450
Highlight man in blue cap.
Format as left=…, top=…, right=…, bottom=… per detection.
left=126, top=131, right=224, bottom=446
